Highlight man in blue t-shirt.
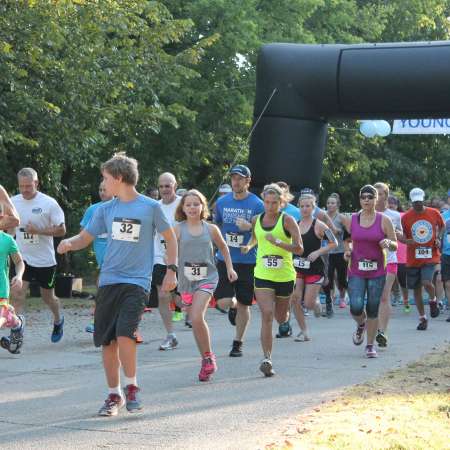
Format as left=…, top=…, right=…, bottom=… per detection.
left=214, top=164, right=264, bottom=357
left=80, top=181, right=113, bottom=268
left=58, top=153, right=177, bottom=417
left=441, top=194, right=450, bottom=322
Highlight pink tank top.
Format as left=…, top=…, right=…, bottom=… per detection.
left=349, top=212, right=386, bottom=278
left=396, top=212, right=407, bottom=263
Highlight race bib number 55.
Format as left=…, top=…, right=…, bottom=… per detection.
left=262, top=255, right=283, bottom=269
left=112, top=218, right=141, bottom=242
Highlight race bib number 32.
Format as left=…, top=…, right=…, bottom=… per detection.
left=184, top=263, right=208, bottom=281
left=112, top=218, right=141, bottom=242
left=415, top=247, right=432, bottom=259
left=262, top=255, right=283, bottom=269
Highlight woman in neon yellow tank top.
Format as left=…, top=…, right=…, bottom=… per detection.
left=241, top=183, right=303, bottom=377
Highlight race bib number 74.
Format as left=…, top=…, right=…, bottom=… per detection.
left=112, top=218, right=141, bottom=242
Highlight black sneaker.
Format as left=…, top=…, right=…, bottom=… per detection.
left=228, top=307, right=237, bottom=326
left=51, top=316, right=64, bottom=343
left=276, top=321, right=292, bottom=338
left=229, top=340, right=243, bottom=357
left=326, top=302, right=334, bottom=318
left=417, top=317, right=428, bottom=331
left=446, top=315, right=450, bottom=323
left=375, top=330, right=387, bottom=347
left=429, top=301, right=440, bottom=318
left=185, top=319, right=192, bottom=328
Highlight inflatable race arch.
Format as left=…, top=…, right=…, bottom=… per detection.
left=248, top=42, right=450, bottom=192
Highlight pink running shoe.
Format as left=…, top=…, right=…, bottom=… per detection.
left=198, top=352, right=217, bottom=382
left=339, top=298, right=346, bottom=308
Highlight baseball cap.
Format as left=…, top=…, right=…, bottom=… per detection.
left=219, top=183, right=232, bottom=194
left=409, top=187, right=425, bottom=202
left=229, top=165, right=251, bottom=178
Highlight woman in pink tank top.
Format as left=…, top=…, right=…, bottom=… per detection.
left=342, top=185, right=397, bottom=359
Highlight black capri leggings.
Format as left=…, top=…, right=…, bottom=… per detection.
left=323, top=253, right=348, bottom=295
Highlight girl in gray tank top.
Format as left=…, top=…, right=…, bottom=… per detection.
left=174, top=190, right=237, bottom=382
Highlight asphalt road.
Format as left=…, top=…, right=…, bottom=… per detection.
left=1, top=301, right=449, bottom=449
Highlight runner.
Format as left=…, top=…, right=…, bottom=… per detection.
left=400, top=188, right=445, bottom=330
left=342, top=185, right=397, bottom=358
left=175, top=189, right=237, bottom=381
left=10, top=168, right=66, bottom=343
left=0, top=185, right=20, bottom=230
left=241, top=183, right=303, bottom=376
left=323, top=193, right=348, bottom=313
left=214, top=165, right=264, bottom=357
left=374, top=182, right=403, bottom=348
left=80, top=181, right=113, bottom=333
left=291, top=193, right=337, bottom=341
left=442, top=191, right=450, bottom=322
left=0, top=227, right=25, bottom=354
left=57, top=153, right=177, bottom=416
left=152, top=173, right=182, bottom=350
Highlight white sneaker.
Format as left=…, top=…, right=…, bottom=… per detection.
left=159, top=335, right=178, bottom=351
left=259, top=358, right=275, bottom=377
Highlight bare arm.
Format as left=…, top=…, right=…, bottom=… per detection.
left=25, top=222, right=66, bottom=237
left=380, top=215, right=398, bottom=251
left=210, top=224, right=237, bottom=281
left=160, top=226, right=178, bottom=292
left=0, top=185, right=20, bottom=229
left=266, top=215, right=303, bottom=254
left=317, top=209, right=338, bottom=235
left=240, top=216, right=258, bottom=254
left=57, top=229, right=95, bottom=254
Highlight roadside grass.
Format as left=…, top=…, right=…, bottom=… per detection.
left=266, top=345, right=450, bottom=450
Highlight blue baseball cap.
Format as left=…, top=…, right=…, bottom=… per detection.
left=229, top=165, right=251, bottom=178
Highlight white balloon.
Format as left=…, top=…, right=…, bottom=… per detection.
left=360, top=120, right=378, bottom=138
left=375, top=120, right=391, bottom=137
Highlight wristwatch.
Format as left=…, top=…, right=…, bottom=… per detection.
left=167, top=264, right=178, bottom=274
left=275, top=238, right=282, bottom=245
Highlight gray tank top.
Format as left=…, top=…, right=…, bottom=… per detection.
left=329, top=212, right=345, bottom=254
left=178, top=221, right=218, bottom=293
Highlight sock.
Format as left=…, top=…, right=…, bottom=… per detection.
left=420, top=314, right=427, bottom=320
left=54, top=316, right=63, bottom=325
left=123, top=375, right=137, bottom=387
left=168, top=332, right=176, bottom=338
left=109, top=386, right=122, bottom=396
left=11, top=316, right=22, bottom=331
left=429, top=297, right=437, bottom=303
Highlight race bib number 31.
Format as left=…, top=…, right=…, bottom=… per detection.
left=262, top=255, right=283, bottom=269
left=225, top=232, right=244, bottom=248
left=415, top=247, right=432, bottom=259
left=184, top=263, right=208, bottom=281
left=112, top=218, right=141, bottom=242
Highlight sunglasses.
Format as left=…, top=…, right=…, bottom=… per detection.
left=360, top=194, right=375, bottom=200
left=159, top=184, right=172, bottom=189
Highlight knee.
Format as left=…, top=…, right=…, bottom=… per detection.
left=261, top=310, right=274, bottom=324
left=350, top=300, right=364, bottom=317
left=366, top=301, right=380, bottom=319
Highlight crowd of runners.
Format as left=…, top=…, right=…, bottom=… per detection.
left=0, top=154, right=449, bottom=416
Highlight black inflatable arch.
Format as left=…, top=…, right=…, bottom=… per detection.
left=248, top=42, right=450, bottom=192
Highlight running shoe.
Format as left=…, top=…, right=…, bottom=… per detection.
left=123, top=384, right=143, bottom=412
left=229, top=340, right=243, bottom=357
left=159, top=335, right=178, bottom=350
left=446, top=315, right=450, bottom=322
left=294, top=331, right=310, bottom=342
left=228, top=307, right=237, bottom=326
left=215, top=304, right=227, bottom=314
left=352, top=322, right=366, bottom=345
left=51, top=316, right=64, bottom=343
left=404, top=305, right=411, bottom=313
left=429, top=300, right=440, bottom=318
left=198, top=353, right=217, bottom=381
left=365, top=344, right=378, bottom=358
left=172, top=311, right=184, bottom=322
left=417, top=317, right=428, bottom=331
left=325, top=302, right=334, bottom=318
left=98, top=394, right=125, bottom=417
left=375, top=330, right=388, bottom=348
left=438, top=300, right=444, bottom=311
left=185, top=318, right=192, bottom=328
left=85, top=322, right=95, bottom=333
left=7, top=315, right=25, bottom=354
left=339, top=298, right=346, bottom=308
left=276, top=321, right=292, bottom=338
left=259, top=358, right=275, bottom=377
left=143, top=306, right=152, bottom=313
